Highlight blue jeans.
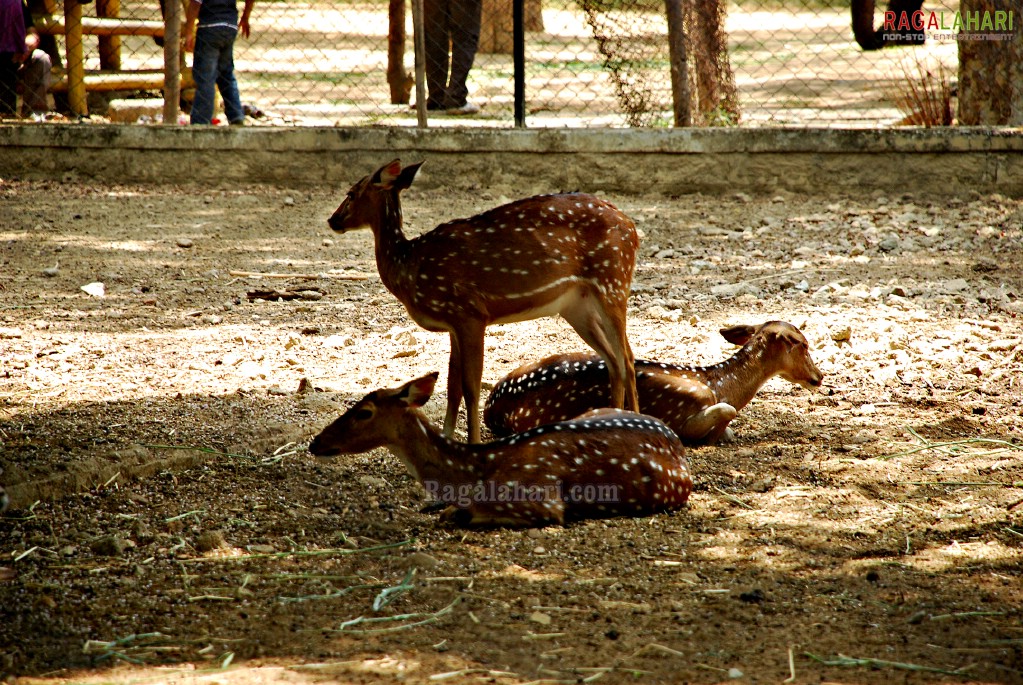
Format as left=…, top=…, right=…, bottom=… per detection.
left=190, top=25, right=244, bottom=125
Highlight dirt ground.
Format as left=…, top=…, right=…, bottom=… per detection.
left=1, top=171, right=1022, bottom=684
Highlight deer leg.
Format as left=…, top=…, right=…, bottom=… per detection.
left=680, top=402, right=737, bottom=445
left=455, top=325, right=486, bottom=443
left=598, top=303, right=639, bottom=412
left=562, top=298, right=636, bottom=412
left=442, top=333, right=464, bottom=437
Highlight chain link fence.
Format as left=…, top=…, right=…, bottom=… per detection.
left=23, top=0, right=962, bottom=127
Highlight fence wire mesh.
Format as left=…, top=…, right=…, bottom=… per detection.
left=23, top=0, right=964, bottom=127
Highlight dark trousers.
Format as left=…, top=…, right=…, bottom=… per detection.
left=423, top=0, right=481, bottom=109
left=0, top=53, right=18, bottom=116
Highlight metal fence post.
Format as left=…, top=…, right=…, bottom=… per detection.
left=513, top=0, right=525, bottom=127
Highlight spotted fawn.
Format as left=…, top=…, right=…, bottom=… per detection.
left=484, top=321, right=823, bottom=445
left=309, top=372, right=691, bottom=528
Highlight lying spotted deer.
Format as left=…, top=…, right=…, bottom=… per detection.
left=484, top=321, right=823, bottom=446
left=327, top=159, right=640, bottom=443
left=308, top=373, right=691, bottom=528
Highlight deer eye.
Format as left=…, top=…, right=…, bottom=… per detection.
left=352, top=408, right=373, bottom=421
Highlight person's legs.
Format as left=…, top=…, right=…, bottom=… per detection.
left=422, top=0, right=450, bottom=109
left=189, top=28, right=221, bottom=124
left=212, top=28, right=244, bottom=124
left=19, top=49, right=51, bottom=116
left=0, top=54, right=18, bottom=117
left=444, top=0, right=481, bottom=108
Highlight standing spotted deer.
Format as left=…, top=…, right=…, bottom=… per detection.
left=484, top=321, right=823, bottom=445
left=328, top=159, right=640, bottom=443
left=309, top=372, right=691, bottom=527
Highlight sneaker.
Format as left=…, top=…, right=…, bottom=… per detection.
left=446, top=101, right=480, bottom=115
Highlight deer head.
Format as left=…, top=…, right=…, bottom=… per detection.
left=327, top=159, right=424, bottom=234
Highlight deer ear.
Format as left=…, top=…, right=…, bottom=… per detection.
left=372, top=159, right=404, bottom=188
left=719, top=324, right=757, bottom=346
left=394, top=161, right=424, bottom=191
left=398, top=372, right=439, bottom=407
left=781, top=329, right=806, bottom=349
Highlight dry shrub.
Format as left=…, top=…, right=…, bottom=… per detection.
left=890, top=54, right=954, bottom=126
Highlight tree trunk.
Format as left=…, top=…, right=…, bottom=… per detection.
left=479, top=0, right=543, bottom=54
left=387, top=0, right=413, bottom=104
left=957, top=0, right=1023, bottom=125
left=664, top=0, right=690, bottom=126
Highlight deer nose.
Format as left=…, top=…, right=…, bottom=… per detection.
left=802, top=371, right=824, bottom=390
left=308, top=436, right=335, bottom=457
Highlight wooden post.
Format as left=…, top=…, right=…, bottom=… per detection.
left=386, top=0, right=412, bottom=104
left=162, top=0, right=181, bottom=123
left=65, top=0, right=87, bottom=116
left=664, top=0, right=691, bottom=127
left=95, top=0, right=121, bottom=70
left=411, top=0, right=427, bottom=127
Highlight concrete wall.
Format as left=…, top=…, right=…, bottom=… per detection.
left=1, top=124, right=1021, bottom=196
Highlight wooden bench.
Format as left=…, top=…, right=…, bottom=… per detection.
left=48, top=69, right=194, bottom=93
left=35, top=15, right=167, bottom=37
left=33, top=0, right=188, bottom=115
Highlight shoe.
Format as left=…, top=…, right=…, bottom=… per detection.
left=446, top=101, right=480, bottom=115
left=409, top=102, right=445, bottom=112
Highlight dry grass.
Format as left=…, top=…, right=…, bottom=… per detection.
left=889, top=53, right=954, bottom=127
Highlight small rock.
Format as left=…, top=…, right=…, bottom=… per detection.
left=988, top=339, right=1020, bottom=352
left=532, top=546, right=546, bottom=555
left=195, top=530, right=227, bottom=553
left=91, top=535, right=130, bottom=557
left=80, top=282, right=106, bottom=298
left=237, top=361, right=267, bottom=379
left=529, top=611, right=552, bottom=626
left=42, top=262, right=59, bottom=277
left=831, top=326, right=852, bottom=346
left=322, top=238, right=334, bottom=247
left=654, top=249, right=674, bottom=259
left=711, top=282, right=760, bottom=298
left=943, top=278, right=970, bottom=293
left=267, top=385, right=288, bottom=396
left=247, top=544, right=275, bottom=554
left=176, top=238, right=194, bottom=248
left=848, top=429, right=878, bottom=444
left=283, top=196, right=295, bottom=206
left=738, top=589, right=764, bottom=603
left=727, top=668, right=744, bottom=679
left=323, top=334, right=354, bottom=348
left=404, top=552, right=441, bottom=570
left=878, top=235, right=899, bottom=252
left=359, top=475, right=388, bottom=488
